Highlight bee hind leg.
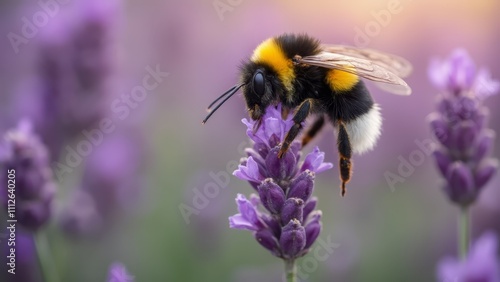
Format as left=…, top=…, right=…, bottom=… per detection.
left=278, top=99, right=314, bottom=158
left=337, top=121, right=352, bottom=197
left=302, top=116, right=325, bottom=147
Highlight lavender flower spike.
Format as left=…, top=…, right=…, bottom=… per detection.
left=0, top=120, right=56, bottom=231
left=437, top=232, right=500, bottom=282
left=229, top=104, right=333, bottom=262
left=428, top=49, right=499, bottom=207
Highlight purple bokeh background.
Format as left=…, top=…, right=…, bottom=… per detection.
left=0, top=0, right=499, bottom=281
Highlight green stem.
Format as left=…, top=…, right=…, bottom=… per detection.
left=285, top=259, right=297, bottom=282
left=35, top=231, right=60, bottom=282
left=459, top=206, right=470, bottom=260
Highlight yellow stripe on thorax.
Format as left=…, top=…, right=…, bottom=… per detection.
left=251, top=38, right=295, bottom=94
left=325, top=69, right=359, bottom=93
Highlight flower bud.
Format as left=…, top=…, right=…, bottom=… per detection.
left=280, top=219, right=306, bottom=259
left=433, top=149, right=452, bottom=177
left=455, top=121, right=479, bottom=151
left=265, top=147, right=296, bottom=181
left=255, top=229, right=281, bottom=257
left=287, top=170, right=314, bottom=202
left=303, top=197, right=317, bottom=221
left=475, top=159, right=498, bottom=190
left=281, top=198, right=304, bottom=225
left=258, top=179, right=285, bottom=214
left=444, top=162, right=474, bottom=205
left=474, top=130, right=495, bottom=163
left=429, top=114, right=451, bottom=147
left=304, top=211, right=322, bottom=250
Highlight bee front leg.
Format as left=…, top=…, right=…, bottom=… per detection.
left=278, top=99, right=313, bottom=158
left=337, top=121, right=352, bottom=197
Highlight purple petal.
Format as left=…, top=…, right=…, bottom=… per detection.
left=236, top=194, right=259, bottom=223
left=242, top=104, right=294, bottom=148
left=229, top=214, right=259, bottom=231
left=437, top=257, right=461, bottom=282
left=437, top=231, right=500, bottom=282
left=448, top=49, right=476, bottom=91
left=428, top=57, right=450, bottom=90
left=463, top=232, right=500, bottom=281
left=229, top=194, right=264, bottom=231
left=233, top=157, right=265, bottom=183
left=264, top=117, right=284, bottom=143
left=107, top=262, right=134, bottom=282
left=301, top=146, right=333, bottom=174
left=429, top=49, right=476, bottom=93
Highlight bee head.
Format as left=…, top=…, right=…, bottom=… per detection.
left=202, top=64, right=280, bottom=125
left=242, top=67, right=279, bottom=121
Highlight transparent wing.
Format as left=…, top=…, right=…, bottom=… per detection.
left=297, top=49, right=412, bottom=95
left=322, top=44, right=412, bottom=77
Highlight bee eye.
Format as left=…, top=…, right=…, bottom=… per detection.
left=252, top=71, right=265, bottom=96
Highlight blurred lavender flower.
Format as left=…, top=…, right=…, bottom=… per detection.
left=59, top=132, right=144, bottom=236
left=438, top=232, right=500, bottom=282
left=32, top=0, right=119, bottom=159
left=59, top=190, right=103, bottom=237
left=428, top=49, right=499, bottom=207
left=81, top=133, right=144, bottom=217
left=229, top=105, right=332, bottom=262
left=0, top=120, right=56, bottom=231
left=429, top=49, right=500, bottom=98
left=107, top=262, right=134, bottom=282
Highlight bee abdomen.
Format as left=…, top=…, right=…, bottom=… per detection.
left=344, top=104, right=382, bottom=154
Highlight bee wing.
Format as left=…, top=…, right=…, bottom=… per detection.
left=321, top=45, right=412, bottom=77
left=298, top=50, right=412, bottom=95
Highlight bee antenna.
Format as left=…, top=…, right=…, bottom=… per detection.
left=202, top=83, right=245, bottom=124
left=206, top=85, right=238, bottom=111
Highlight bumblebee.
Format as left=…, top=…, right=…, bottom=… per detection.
left=203, top=33, right=411, bottom=196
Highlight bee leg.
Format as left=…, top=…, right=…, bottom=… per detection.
left=337, top=121, right=352, bottom=197
left=278, top=99, right=313, bottom=158
left=252, top=118, right=263, bottom=133
left=301, top=116, right=325, bottom=147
